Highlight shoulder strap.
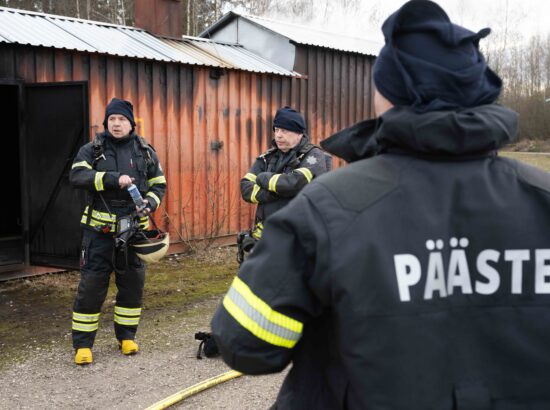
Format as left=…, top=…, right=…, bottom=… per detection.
left=92, top=133, right=106, bottom=168
left=258, top=147, right=277, bottom=160
left=136, top=135, right=153, bottom=167
left=297, top=142, right=322, bottom=160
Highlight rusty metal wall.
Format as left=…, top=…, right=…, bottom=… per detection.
left=0, top=44, right=373, bottom=245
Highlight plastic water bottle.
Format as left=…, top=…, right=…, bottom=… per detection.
left=127, top=184, right=145, bottom=209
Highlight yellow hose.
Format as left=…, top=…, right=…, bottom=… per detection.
left=144, top=370, right=243, bottom=410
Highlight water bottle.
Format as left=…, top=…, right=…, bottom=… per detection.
left=127, top=184, right=145, bottom=209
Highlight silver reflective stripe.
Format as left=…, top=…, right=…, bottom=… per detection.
left=226, top=287, right=301, bottom=342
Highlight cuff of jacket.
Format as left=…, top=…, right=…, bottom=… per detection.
left=103, top=172, right=121, bottom=189
left=256, top=172, right=274, bottom=190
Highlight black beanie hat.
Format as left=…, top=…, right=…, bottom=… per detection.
left=273, top=106, right=306, bottom=133
left=103, top=98, right=136, bottom=129
left=373, top=0, right=502, bottom=112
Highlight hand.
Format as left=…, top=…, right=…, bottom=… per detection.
left=138, top=199, right=151, bottom=216
left=119, top=175, right=134, bottom=188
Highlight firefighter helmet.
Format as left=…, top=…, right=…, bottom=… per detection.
left=131, top=230, right=170, bottom=263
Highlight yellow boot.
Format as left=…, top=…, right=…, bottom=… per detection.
left=120, top=340, right=139, bottom=355
left=74, top=348, right=93, bottom=365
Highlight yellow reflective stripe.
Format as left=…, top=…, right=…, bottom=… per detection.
left=114, top=315, right=140, bottom=326
left=72, top=312, right=100, bottom=322
left=145, top=192, right=161, bottom=206
left=114, top=306, right=142, bottom=316
left=72, top=161, right=92, bottom=170
left=222, top=276, right=303, bottom=347
left=139, top=217, right=149, bottom=229
left=148, top=176, right=166, bottom=187
left=72, top=322, right=99, bottom=332
left=295, top=168, right=313, bottom=183
left=83, top=206, right=116, bottom=223
left=250, top=184, right=260, bottom=204
left=244, top=173, right=257, bottom=182
left=94, top=172, right=106, bottom=191
left=268, top=174, right=281, bottom=193
left=231, top=277, right=302, bottom=334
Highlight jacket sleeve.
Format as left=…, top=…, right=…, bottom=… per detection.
left=69, top=143, right=120, bottom=192
left=255, top=148, right=330, bottom=198
left=240, top=158, right=279, bottom=204
left=211, top=189, right=329, bottom=374
left=144, top=148, right=166, bottom=211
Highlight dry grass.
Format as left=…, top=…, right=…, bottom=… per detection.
left=499, top=151, right=550, bottom=172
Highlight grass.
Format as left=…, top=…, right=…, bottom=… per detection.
left=500, top=151, right=550, bottom=172
left=0, top=247, right=238, bottom=369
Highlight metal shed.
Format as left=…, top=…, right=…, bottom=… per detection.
left=0, top=6, right=304, bottom=278
left=0, top=6, right=379, bottom=279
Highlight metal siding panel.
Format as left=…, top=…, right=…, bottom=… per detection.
left=35, top=48, right=55, bottom=83
left=164, top=63, right=180, bottom=236
left=239, top=72, right=251, bottom=231
left=315, top=49, right=325, bottom=144
left=54, top=50, right=72, bottom=82
left=193, top=70, right=207, bottom=237
left=349, top=54, right=357, bottom=126
left=179, top=66, right=195, bottom=241
left=15, top=46, right=35, bottom=82
left=307, top=49, right=316, bottom=144
left=0, top=44, right=16, bottom=78
left=227, top=71, right=241, bottom=234
left=88, top=55, right=105, bottom=136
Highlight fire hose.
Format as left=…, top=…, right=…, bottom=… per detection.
left=144, top=370, right=243, bottom=410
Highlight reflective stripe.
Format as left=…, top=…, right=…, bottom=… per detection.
left=81, top=206, right=117, bottom=231
left=250, top=184, right=260, bottom=204
left=94, top=172, right=106, bottom=191
left=72, top=312, right=100, bottom=323
left=244, top=173, right=257, bottom=182
left=114, top=306, right=142, bottom=316
left=223, top=276, right=303, bottom=348
left=295, top=168, right=313, bottom=183
left=145, top=192, right=161, bottom=207
left=72, top=161, right=92, bottom=170
left=138, top=216, right=149, bottom=230
left=268, top=174, right=281, bottom=193
left=148, top=176, right=166, bottom=187
left=72, top=322, right=99, bottom=332
left=251, top=222, right=263, bottom=240
left=114, top=315, right=140, bottom=326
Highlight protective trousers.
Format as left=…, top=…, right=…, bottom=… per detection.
left=72, top=228, right=145, bottom=349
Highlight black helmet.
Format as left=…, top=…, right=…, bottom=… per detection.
left=130, top=230, right=170, bottom=263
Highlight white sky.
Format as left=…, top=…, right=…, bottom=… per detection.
left=251, top=0, right=550, bottom=47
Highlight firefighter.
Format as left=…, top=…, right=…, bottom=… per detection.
left=238, top=106, right=331, bottom=258
left=69, top=98, right=166, bottom=365
left=211, top=1, right=550, bottom=408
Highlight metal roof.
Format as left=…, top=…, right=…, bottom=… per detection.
left=0, top=6, right=297, bottom=76
left=200, top=11, right=382, bottom=57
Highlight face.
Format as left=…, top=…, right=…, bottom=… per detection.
left=107, top=114, right=132, bottom=138
left=273, top=127, right=302, bottom=152
left=374, top=87, right=394, bottom=117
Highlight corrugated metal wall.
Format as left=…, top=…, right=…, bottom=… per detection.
left=0, top=44, right=374, bottom=245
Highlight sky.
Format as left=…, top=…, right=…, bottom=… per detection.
left=254, top=0, right=550, bottom=47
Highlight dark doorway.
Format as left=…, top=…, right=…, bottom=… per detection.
left=0, top=84, right=23, bottom=266
left=22, top=82, right=88, bottom=269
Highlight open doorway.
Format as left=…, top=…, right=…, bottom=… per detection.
left=0, top=84, right=24, bottom=266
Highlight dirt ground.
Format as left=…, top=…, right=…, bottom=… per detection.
left=0, top=248, right=286, bottom=410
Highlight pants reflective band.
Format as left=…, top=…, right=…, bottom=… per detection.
left=114, top=306, right=142, bottom=316
left=114, top=315, right=140, bottom=326
left=222, top=276, right=303, bottom=348
left=114, top=306, right=141, bottom=326
left=73, top=312, right=100, bottom=322
left=72, top=311, right=100, bottom=332
left=72, top=322, right=99, bottom=332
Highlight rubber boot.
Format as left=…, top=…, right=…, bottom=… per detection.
left=120, top=340, right=139, bottom=355
left=75, top=348, right=93, bottom=365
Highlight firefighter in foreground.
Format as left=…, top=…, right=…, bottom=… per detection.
left=70, top=98, right=167, bottom=365
left=238, top=106, right=330, bottom=261
left=212, top=0, right=550, bottom=408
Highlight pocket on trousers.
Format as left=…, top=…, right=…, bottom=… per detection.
left=80, top=235, right=92, bottom=268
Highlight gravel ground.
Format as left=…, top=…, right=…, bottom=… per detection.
left=0, top=297, right=286, bottom=410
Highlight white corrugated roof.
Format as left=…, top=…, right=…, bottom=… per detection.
left=0, top=6, right=297, bottom=76
left=201, top=12, right=382, bottom=56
